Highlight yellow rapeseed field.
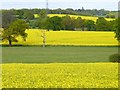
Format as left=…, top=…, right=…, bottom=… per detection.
left=48, top=14, right=115, bottom=22
left=3, top=29, right=118, bottom=46
left=2, top=63, right=118, bottom=88
left=34, top=14, right=115, bottom=22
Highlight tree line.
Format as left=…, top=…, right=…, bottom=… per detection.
left=2, top=9, right=117, bottom=31
left=1, top=8, right=117, bottom=19
left=33, top=14, right=116, bottom=31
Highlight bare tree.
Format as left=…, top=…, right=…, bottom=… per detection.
left=41, top=30, right=46, bottom=48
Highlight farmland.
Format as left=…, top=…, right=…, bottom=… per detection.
left=1, top=30, right=119, bottom=88
left=2, top=46, right=118, bottom=63
left=2, top=63, right=118, bottom=88
left=1, top=15, right=118, bottom=88
left=2, top=46, right=118, bottom=88
left=34, top=14, right=115, bottom=22
left=1, top=7, right=119, bottom=89
left=2, top=30, right=118, bottom=46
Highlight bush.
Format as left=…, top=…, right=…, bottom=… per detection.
left=109, top=53, right=120, bottom=63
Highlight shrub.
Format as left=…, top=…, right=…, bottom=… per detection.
left=109, top=53, right=120, bottom=63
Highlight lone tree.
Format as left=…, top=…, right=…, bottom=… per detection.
left=2, top=19, right=29, bottom=46
left=41, top=30, right=46, bottom=48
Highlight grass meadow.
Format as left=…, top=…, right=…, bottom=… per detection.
left=2, top=46, right=118, bottom=63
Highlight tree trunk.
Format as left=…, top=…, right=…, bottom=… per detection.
left=41, top=31, right=46, bottom=48
left=43, top=39, right=45, bottom=48
left=82, top=26, right=84, bottom=31
left=43, top=33, right=46, bottom=48
left=8, top=39, right=12, bottom=47
left=8, top=36, right=12, bottom=47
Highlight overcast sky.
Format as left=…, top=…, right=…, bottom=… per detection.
left=0, top=0, right=119, bottom=11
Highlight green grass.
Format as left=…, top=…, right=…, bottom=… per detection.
left=2, top=46, right=118, bottom=63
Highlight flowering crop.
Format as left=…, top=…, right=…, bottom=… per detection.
left=34, top=14, right=115, bottom=22
left=2, top=63, right=118, bottom=88
left=2, top=30, right=118, bottom=46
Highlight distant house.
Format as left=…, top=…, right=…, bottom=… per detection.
left=74, top=28, right=87, bottom=31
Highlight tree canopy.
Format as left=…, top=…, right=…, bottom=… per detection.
left=48, top=16, right=62, bottom=31
left=114, top=18, right=120, bottom=42
left=2, top=10, right=16, bottom=29
left=2, top=19, right=29, bottom=46
left=96, top=17, right=108, bottom=31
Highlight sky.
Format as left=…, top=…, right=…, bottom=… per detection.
left=0, top=0, right=119, bottom=11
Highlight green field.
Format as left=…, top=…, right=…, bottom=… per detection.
left=2, top=46, right=118, bottom=63
left=2, top=30, right=118, bottom=46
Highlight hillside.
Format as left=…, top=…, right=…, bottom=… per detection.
left=34, top=14, right=115, bottom=22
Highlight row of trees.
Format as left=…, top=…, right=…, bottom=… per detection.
left=2, top=9, right=116, bottom=31
left=2, top=9, right=117, bottom=31
left=32, top=14, right=116, bottom=31
left=1, top=8, right=117, bottom=19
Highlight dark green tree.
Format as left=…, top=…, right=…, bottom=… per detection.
left=84, top=20, right=96, bottom=31
left=48, top=16, right=62, bottom=31
left=45, top=17, right=52, bottom=31
left=36, top=18, right=48, bottom=29
left=23, top=11, right=34, bottom=22
left=75, top=17, right=82, bottom=28
left=2, top=19, right=29, bottom=46
left=96, top=17, right=108, bottom=31
left=106, top=20, right=116, bottom=31
left=2, top=10, right=16, bottom=29
left=39, top=9, right=47, bottom=18
left=114, top=18, right=120, bottom=42
left=16, top=10, right=24, bottom=19
left=74, top=17, right=85, bottom=31
left=61, top=15, right=75, bottom=30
